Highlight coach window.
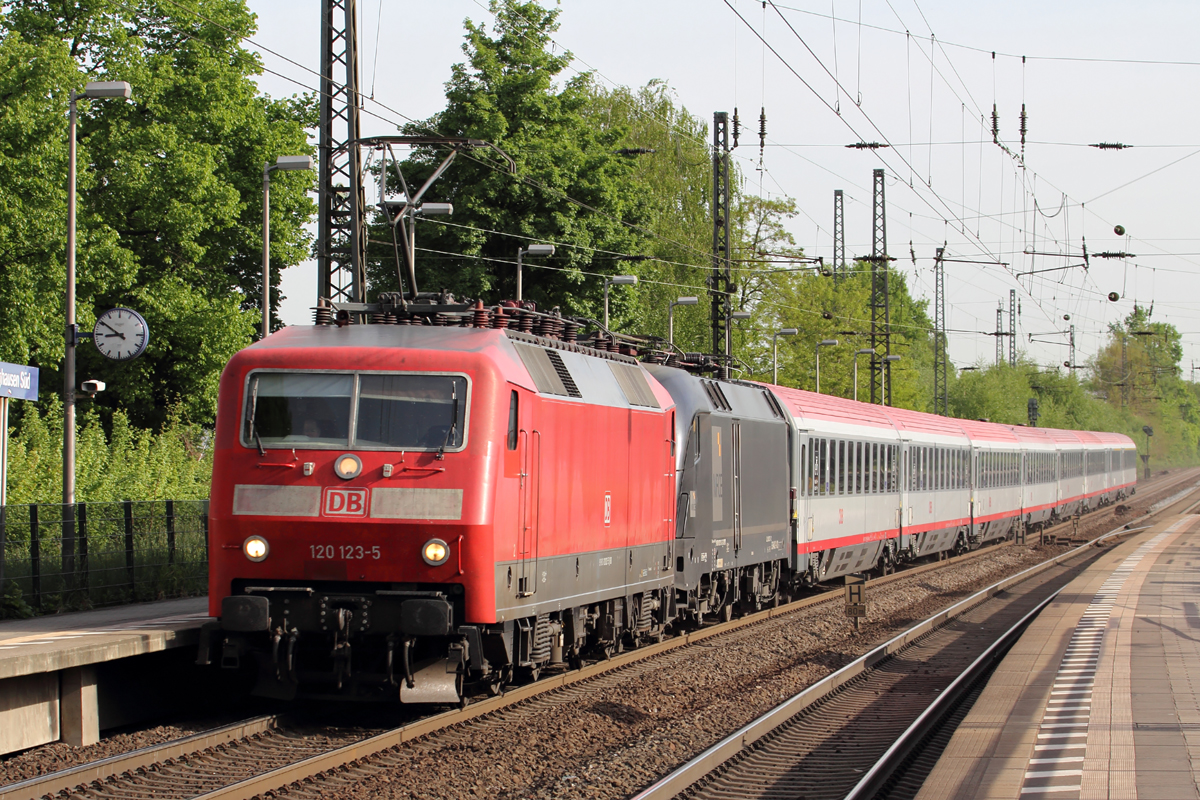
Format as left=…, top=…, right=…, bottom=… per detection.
left=801, top=443, right=809, bottom=495
left=818, top=439, right=828, bottom=495
left=840, top=438, right=849, bottom=494
left=854, top=442, right=863, bottom=494
left=874, top=443, right=881, bottom=493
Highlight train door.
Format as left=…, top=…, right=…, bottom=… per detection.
left=969, top=447, right=979, bottom=538
left=898, top=438, right=912, bottom=551
left=674, top=415, right=701, bottom=591
left=703, top=415, right=733, bottom=571
left=517, top=429, right=542, bottom=596
left=807, top=435, right=818, bottom=549
left=798, top=432, right=813, bottom=559
left=732, top=421, right=743, bottom=553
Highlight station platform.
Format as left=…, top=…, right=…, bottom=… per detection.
left=918, top=513, right=1200, bottom=800
left=0, top=597, right=210, bottom=755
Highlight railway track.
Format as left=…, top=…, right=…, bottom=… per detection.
left=632, top=484, right=1200, bottom=800
left=4, top=468, right=1196, bottom=800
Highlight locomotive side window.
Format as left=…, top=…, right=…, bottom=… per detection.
left=507, top=391, right=519, bottom=450
left=357, top=375, right=466, bottom=449
left=247, top=373, right=353, bottom=446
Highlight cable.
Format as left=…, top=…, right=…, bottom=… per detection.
left=727, top=1, right=1004, bottom=266
left=771, top=2, right=1200, bottom=68
left=1087, top=148, right=1200, bottom=203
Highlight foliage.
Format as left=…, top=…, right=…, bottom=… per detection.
left=5, top=396, right=212, bottom=505
left=366, top=0, right=645, bottom=322
left=0, top=581, right=36, bottom=620
left=0, top=0, right=316, bottom=429
left=942, top=305, right=1200, bottom=467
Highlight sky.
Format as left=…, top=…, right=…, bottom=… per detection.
left=245, top=0, right=1200, bottom=375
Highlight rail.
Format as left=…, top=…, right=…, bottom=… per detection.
left=4, top=469, right=1197, bottom=800
left=629, top=490, right=1193, bottom=800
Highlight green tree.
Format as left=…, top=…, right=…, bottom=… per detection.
left=0, top=0, right=316, bottom=428
left=367, top=0, right=647, bottom=322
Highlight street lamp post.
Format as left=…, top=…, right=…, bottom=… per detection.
left=516, top=243, right=555, bottom=301
left=853, top=348, right=875, bottom=402
left=604, top=275, right=638, bottom=329
left=668, top=296, right=698, bottom=346
left=772, top=329, right=798, bottom=384
left=64, top=80, right=131, bottom=573
left=883, top=354, right=901, bottom=405
left=262, top=155, right=314, bottom=340
left=815, top=339, right=839, bottom=394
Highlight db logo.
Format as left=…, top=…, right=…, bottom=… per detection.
left=604, top=492, right=612, bottom=527
left=324, top=488, right=368, bottom=517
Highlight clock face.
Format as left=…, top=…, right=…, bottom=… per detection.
left=93, top=308, right=150, bottom=361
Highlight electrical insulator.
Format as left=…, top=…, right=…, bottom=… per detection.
left=1019, top=104, right=1027, bottom=153
left=732, top=107, right=740, bottom=149
left=758, top=107, right=767, bottom=155
left=991, top=104, right=999, bottom=144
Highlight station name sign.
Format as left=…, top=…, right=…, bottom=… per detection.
left=0, top=361, right=38, bottom=402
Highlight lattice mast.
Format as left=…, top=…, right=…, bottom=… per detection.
left=318, top=0, right=366, bottom=306
left=1009, top=289, right=1017, bottom=367
left=833, top=189, right=846, bottom=281
left=869, top=169, right=891, bottom=404
left=710, top=112, right=734, bottom=378
left=995, top=304, right=1004, bottom=366
left=933, top=247, right=947, bottom=416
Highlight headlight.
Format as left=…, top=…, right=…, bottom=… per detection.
left=334, top=453, right=362, bottom=480
left=422, top=538, right=449, bottom=566
left=243, top=536, right=269, bottom=562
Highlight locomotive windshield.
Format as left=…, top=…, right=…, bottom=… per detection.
left=244, top=371, right=467, bottom=450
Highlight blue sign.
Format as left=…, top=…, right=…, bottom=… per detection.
left=0, top=362, right=38, bottom=402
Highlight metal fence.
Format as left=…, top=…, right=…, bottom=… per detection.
left=0, top=500, right=208, bottom=613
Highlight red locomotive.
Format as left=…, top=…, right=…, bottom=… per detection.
left=198, top=319, right=676, bottom=701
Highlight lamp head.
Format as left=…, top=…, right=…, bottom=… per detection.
left=674, top=296, right=699, bottom=306
left=731, top=311, right=751, bottom=320
left=883, top=354, right=901, bottom=362
left=856, top=348, right=875, bottom=355
left=274, top=155, right=314, bottom=171
left=776, top=328, right=799, bottom=336
left=83, top=81, right=132, bottom=99
left=818, top=339, right=839, bottom=347
left=608, top=275, right=638, bottom=286
left=416, top=203, right=453, bottom=216
left=523, top=244, right=555, bottom=257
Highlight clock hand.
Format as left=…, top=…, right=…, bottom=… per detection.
left=103, top=332, right=127, bottom=339
left=96, top=320, right=119, bottom=333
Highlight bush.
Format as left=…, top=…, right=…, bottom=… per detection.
left=5, top=397, right=212, bottom=505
